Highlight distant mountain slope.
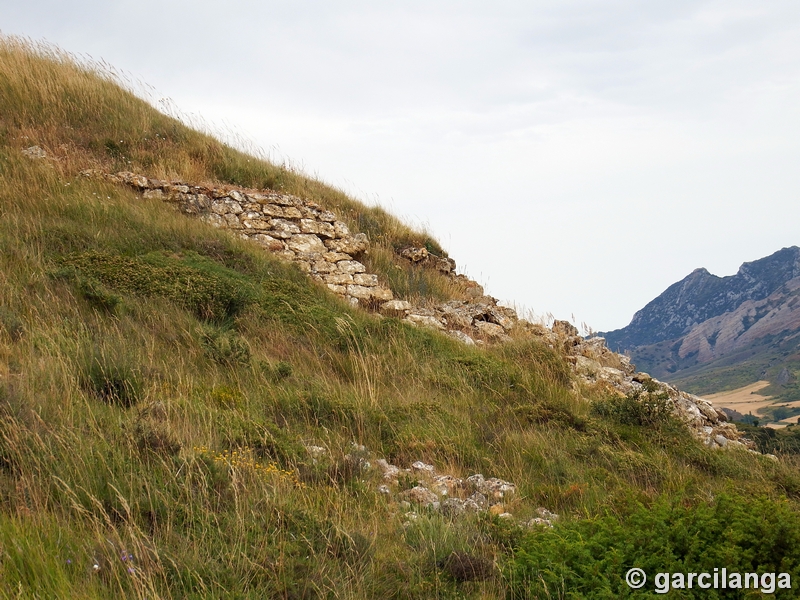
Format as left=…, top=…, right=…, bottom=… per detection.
left=604, top=246, right=800, bottom=351
left=602, top=247, right=800, bottom=402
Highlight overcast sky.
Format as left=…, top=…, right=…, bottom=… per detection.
left=4, top=1, right=800, bottom=331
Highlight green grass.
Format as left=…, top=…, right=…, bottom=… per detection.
left=3, top=35, right=800, bottom=598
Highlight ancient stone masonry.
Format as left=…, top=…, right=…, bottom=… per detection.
left=383, top=245, right=524, bottom=343
left=94, top=170, right=524, bottom=343
left=88, top=170, right=394, bottom=305
left=544, top=320, right=763, bottom=453
left=84, top=169, right=764, bottom=455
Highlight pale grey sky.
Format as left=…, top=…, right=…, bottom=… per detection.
left=3, top=1, right=800, bottom=331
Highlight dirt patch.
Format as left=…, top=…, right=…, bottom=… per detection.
left=705, top=381, right=800, bottom=426
left=705, top=381, right=774, bottom=412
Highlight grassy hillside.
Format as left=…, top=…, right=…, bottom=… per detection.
left=3, top=37, right=800, bottom=598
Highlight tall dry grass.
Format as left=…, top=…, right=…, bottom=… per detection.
left=2, top=35, right=799, bottom=598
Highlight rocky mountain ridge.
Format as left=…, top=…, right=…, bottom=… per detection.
left=604, top=246, right=800, bottom=351
left=602, top=247, right=800, bottom=398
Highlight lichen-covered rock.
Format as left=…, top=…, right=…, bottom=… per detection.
left=404, top=486, right=439, bottom=507
left=404, top=314, right=446, bottom=330
left=474, top=321, right=508, bottom=341
left=287, top=234, right=326, bottom=254
left=21, top=145, right=47, bottom=159
left=380, top=300, right=412, bottom=317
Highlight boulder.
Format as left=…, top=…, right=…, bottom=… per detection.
left=400, top=247, right=429, bottom=262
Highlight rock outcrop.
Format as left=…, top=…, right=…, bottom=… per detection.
left=543, top=320, right=756, bottom=451
left=87, top=170, right=394, bottom=306
left=90, top=169, right=759, bottom=453
left=384, top=296, right=522, bottom=344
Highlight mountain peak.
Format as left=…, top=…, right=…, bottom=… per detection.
left=603, top=247, right=800, bottom=351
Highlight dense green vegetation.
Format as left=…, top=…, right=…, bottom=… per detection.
left=508, top=493, right=800, bottom=598
left=3, top=36, right=800, bottom=598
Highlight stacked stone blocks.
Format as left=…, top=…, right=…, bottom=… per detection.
left=102, top=171, right=394, bottom=305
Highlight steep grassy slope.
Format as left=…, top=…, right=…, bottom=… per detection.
left=0, top=37, right=465, bottom=306
left=3, top=37, right=800, bottom=598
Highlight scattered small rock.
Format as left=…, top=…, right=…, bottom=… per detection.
left=404, top=485, right=439, bottom=507
left=21, top=145, right=47, bottom=159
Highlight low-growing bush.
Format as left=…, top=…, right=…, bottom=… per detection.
left=80, top=349, right=143, bottom=408
left=74, top=275, right=121, bottom=313
left=61, top=250, right=256, bottom=323
left=506, top=494, right=800, bottom=598
left=200, top=326, right=251, bottom=366
left=591, top=389, right=672, bottom=427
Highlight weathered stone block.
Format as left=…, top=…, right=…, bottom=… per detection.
left=251, top=234, right=284, bottom=251
left=380, top=300, right=411, bottom=317
left=312, top=261, right=336, bottom=274
left=346, top=284, right=374, bottom=299
left=405, top=314, right=445, bottom=330
left=268, top=219, right=301, bottom=234
left=337, top=260, right=366, bottom=274
left=272, top=195, right=297, bottom=207
left=241, top=218, right=271, bottom=230
left=324, top=273, right=354, bottom=285
left=300, top=219, right=336, bottom=238
left=400, top=247, right=429, bottom=262
left=200, top=213, right=224, bottom=228
left=353, top=273, right=379, bottom=286
left=282, top=206, right=303, bottom=219
left=474, top=321, right=507, bottom=340
left=260, top=204, right=285, bottom=217
left=333, top=221, right=350, bottom=238
left=371, top=286, right=393, bottom=301
left=323, top=252, right=351, bottom=263
left=287, top=234, right=326, bottom=254
left=325, top=235, right=368, bottom=254
left=326, top=283, right=347, bottom=295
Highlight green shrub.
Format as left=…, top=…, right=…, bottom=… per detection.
left=506, top=494, right=800, bottom=599
left=134, top=418, right=181, bottom=457
left=255, top=358, right=293, bottom=382
left=61, top=250, right=256, bottom=323
left=74, top=275, right=121, bottom=313
left=591, top=389, right=671, bottom=427
left=80, top=349, right=143, bottom=407
left=200, top=326, right=251, bottom=366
